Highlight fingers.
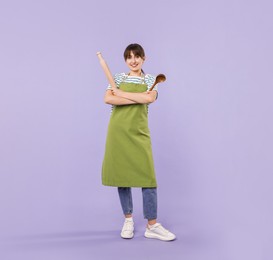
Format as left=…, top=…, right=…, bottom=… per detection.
left=111, top=88, right=120, bottom=96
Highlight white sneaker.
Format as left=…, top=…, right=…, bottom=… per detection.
left=144, top=223, right=176, bottom=241
left=121, top=218, right=134, bottom=239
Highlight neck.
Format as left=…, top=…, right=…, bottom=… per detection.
left=129, top=70, right=142, bottom=77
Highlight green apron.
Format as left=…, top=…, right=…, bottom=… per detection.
left=102, top=82, right=157, bottom=187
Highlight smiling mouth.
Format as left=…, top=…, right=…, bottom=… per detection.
left=131, top=64, right=138, bottom=68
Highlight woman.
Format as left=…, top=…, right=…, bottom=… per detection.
left=102, top=43, right=176, bottom=241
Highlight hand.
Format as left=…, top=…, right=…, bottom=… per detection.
left=111, top=88, right=123, bottom=97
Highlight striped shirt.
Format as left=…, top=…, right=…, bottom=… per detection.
left=106, top=73, right=158, bottom=91
left=106, top=73, right=158, bottom=113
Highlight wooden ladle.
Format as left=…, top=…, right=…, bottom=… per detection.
left=149, top=74, right=166, bottom=91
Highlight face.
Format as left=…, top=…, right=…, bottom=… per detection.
left=125, top=51, right=145, bottom=74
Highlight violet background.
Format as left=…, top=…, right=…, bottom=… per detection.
left=0, top=0, right=272, bottom=259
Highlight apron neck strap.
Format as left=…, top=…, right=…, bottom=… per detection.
left=123, top=72, right=146, bottom=84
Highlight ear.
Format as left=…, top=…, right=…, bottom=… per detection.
left=143, top=56, right=146, bottom=62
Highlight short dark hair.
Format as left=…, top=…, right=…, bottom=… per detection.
left=124, top=43, right=145, bottom=61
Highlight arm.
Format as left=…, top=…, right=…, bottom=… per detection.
left=104, top=90, right=138, bottom=105
left=112, top=88, right=158, bottom=104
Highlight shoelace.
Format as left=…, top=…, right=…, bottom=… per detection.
left=123, top=221, right=133, bottom=231
left=155, top=224, right=170, bottom=234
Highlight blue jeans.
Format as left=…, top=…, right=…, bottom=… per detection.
left=118, top=187, right=157, bottom=220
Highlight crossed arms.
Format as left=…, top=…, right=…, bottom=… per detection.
left=104, top=88, right=158, bottom=105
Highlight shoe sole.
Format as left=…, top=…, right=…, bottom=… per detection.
left=144, top=231, right=176, bottom=241
left=121, top=233, right=134, bottom=239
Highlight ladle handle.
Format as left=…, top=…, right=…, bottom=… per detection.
left=96, top=52, right=117, bottom=90
left=149, top=81, right=157, bottom=91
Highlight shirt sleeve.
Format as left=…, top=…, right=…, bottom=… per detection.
left=145, top=74, right=159, bottom=99
left=106, top=73, right=125, bottom=90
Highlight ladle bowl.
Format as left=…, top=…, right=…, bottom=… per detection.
left=149, top=74, right=166, bottom=91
